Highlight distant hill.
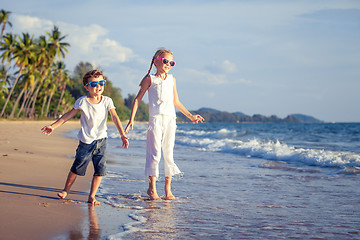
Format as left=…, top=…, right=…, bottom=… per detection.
left=197, top=108, right=222, bottom=114
left=176, top=108, right=323, bottom=123
left=289, top=114, right=323, bottom=123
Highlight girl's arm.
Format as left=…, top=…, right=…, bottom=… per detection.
left=125, top=75, right=151, bottom=132
left=109, top=108, right=129, bottom=149
left=41, top=108, right=80, bottom=135
left=173, top=77, right=204, bottom=123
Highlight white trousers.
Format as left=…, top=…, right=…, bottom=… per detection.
left=145, top=115, right=181, bottom=177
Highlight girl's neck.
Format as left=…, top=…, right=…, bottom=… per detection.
left=155, top=72, right=167, bottom=80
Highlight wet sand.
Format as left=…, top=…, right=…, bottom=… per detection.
left=0, top=120, right=92, bottom=240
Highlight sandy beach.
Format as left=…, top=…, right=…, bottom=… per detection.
left=2, top=120, right=359, bottom=239
left=0, top=120, right=93, bottom=240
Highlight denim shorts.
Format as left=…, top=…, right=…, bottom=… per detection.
left=71, top=138, right=107, bottom=176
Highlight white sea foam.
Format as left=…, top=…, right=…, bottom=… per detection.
left=108, top=123, right=360, bottom=168
left=177, top=128, right=238, bottom=138
left=128, top=213, right=147, bottom=223
left=176, top=136, right=360, bottom=168
left=106, top=211, right=148, bottom=240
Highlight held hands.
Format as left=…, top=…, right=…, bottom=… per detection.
left=121, top=135, right=129, bottom=149
left=191, top=114, right=205, bottom=123
left=41, top=126, right=54, bottom=135
left=122, top=122, right=132, bottom=149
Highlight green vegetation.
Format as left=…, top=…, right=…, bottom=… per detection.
left=0, top=9, right=148, bottom=121
left=177, top=108, right=323, bottom=123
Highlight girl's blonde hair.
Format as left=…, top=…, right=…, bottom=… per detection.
left=140, top=48, right=173, bottom=86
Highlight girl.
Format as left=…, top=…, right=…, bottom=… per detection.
left=125, top=48, right=204, bottom=200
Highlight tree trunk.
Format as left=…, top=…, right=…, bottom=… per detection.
left=9, top=87, right=26, bottom=118
left=44, top=86, right=55, bottom=118
left=17, top=88, right=32, bottom=118
left=29, top=71, right=47, bottom=118
left=0, top=24, right=6, bottom=40
left=40, top=95, right=47, bottom=119
left=25, top=79, right=40, bottom=119
left=55, top=82, right=66, bottom=118
left=0, top=65, right=24, bottom=117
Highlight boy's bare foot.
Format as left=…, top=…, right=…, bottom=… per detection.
left=57, top=191, right=68, bottom=199
left=147, top=188, right=161, bottom=200
left=88, top=197, right=101, bottom=206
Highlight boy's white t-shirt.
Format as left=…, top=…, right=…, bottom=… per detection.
left=74, top=96, right=115, bottom=144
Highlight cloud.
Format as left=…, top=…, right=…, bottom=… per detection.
left=91, top=38, right=134, bottom=64
left=10, top=14, right=149, bottom=99
left=205, top=60, right=237, bottom=74
left=12, top=14, right=136, bottom=70
left=56, top=22, right=136, bottom=68
left=185, top=59, right=250, bottom=86
left=13, top=14, right=53, bottom=36
left=60, top=23, right=108, bottom=53
left=221, top=60, right=237, bottom=73
left=184, top=68, right=251, bottom=85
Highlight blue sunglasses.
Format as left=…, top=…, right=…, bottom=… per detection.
left=85, top=80, right=106, bottom=88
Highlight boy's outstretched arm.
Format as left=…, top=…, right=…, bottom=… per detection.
left=173, top=77, right=204, bottom=123
left=41, top=108, right=80, bottom=135
left=109, top=108, right=129, bottom=149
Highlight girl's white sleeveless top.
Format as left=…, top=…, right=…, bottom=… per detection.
left=148, top=74, right=176, bottom=117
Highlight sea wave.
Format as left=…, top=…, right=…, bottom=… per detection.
left=108, top=123, right=360, bottom=169
left=175, top=136, right=360, bottom=168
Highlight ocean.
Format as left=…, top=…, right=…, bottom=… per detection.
left=64, top=122, right=360, bottom=239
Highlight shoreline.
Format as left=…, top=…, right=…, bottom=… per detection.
left=0, top=120, right=92, bottom=240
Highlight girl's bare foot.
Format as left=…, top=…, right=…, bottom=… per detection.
left=88, top=197, right=101, bottom=206
left=165, top=188, right=176, bottom=200
left=57, top=191, right=68, bottom=199
left=165, top=193, right=176, bottom=200
left=165, top=177, right=175, bottom=200
left=147, top=188, right=161, bottom=200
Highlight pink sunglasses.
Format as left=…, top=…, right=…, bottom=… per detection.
left=156, top=58, right=176, bottom=67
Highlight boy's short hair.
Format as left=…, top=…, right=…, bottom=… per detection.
left=83, top=70, right=104, bottom=85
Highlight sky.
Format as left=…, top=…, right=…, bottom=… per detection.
left=2, top=0, right=360, bottom=122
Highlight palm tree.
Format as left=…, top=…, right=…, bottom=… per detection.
left=9, top=71, right=35, bottom=118
left=29, top=26, right=70, bottom=118
left=47, top=26, right=70, bottom=61
left=17, top=71, right=38, bottom=118
left=0, top=65, right=10, bottom=99
left=44, top=61, right=67, bottom=118
left=36, top=35, right=52, bottom=67
left=54, top=62, right=70, bottom=117
left=44, top=69, right=58, bottom=118
left=21, top=69, right=40, bottom=117
left=27, top=35, right=52, bottom=118
left=0, top=33, right=17, bottom=82
left=58, top=90, right=74, bottom=115
left=0, top=33, right=36, bottom=117
left=0, top=10, right=12, bottom=40
left=40, top=76, right=51, bottom=119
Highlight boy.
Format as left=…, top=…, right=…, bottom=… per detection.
left=41, top=70, right=129, bottom=205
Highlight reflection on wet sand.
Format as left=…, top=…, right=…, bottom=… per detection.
left=61, top=205, right=101, bottom=240
left=56, top=196, right=181, bottom=239
left=132, top=201, right=179, bottom=240
left=88, top=205, right=101, bottom=240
